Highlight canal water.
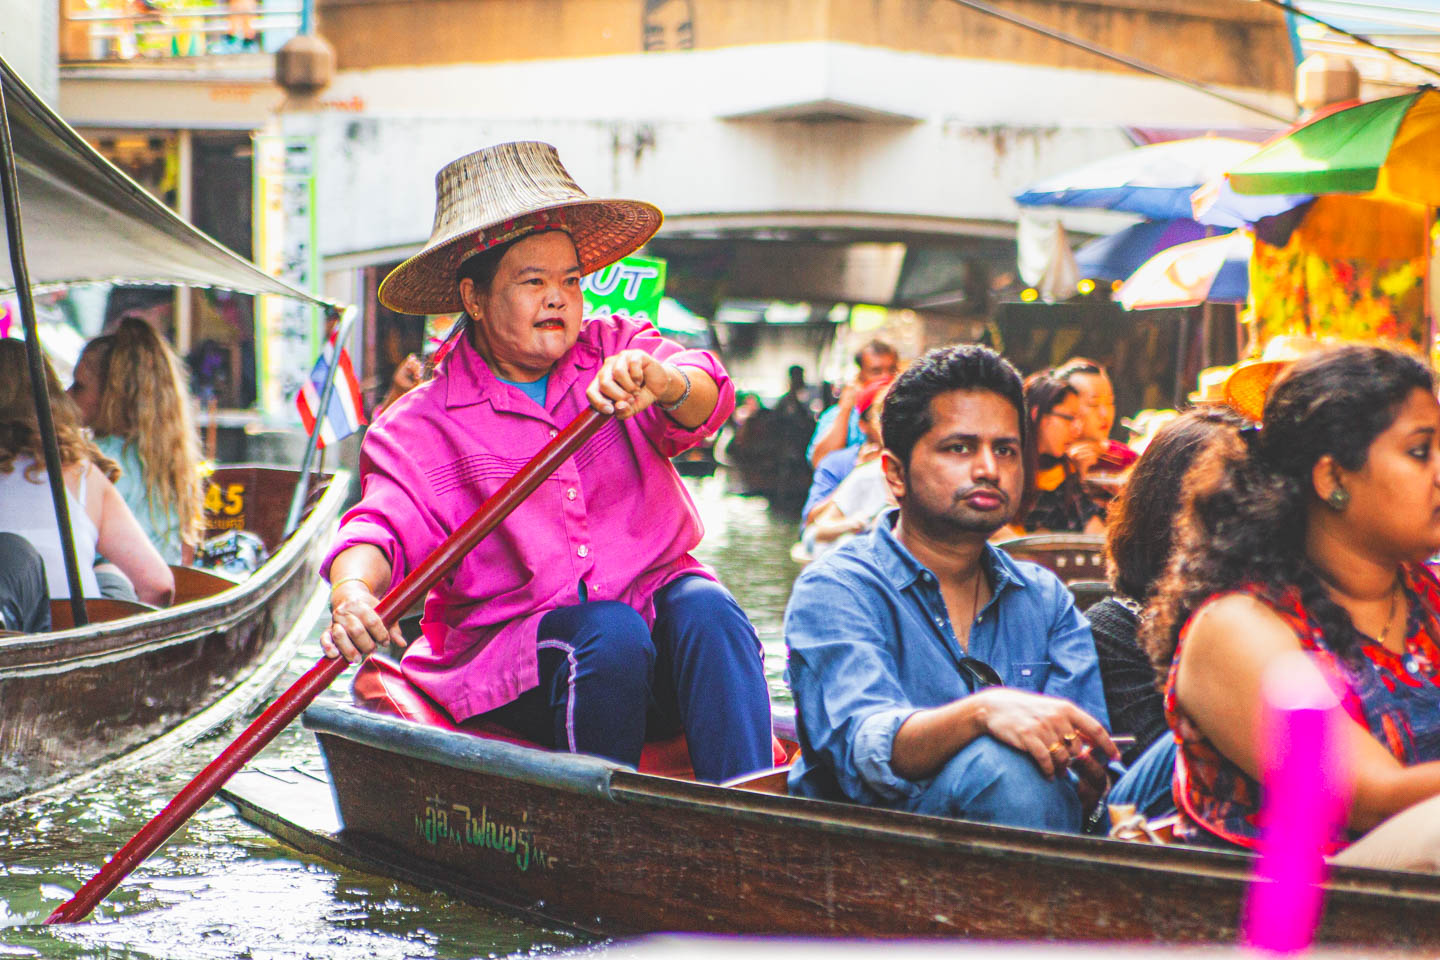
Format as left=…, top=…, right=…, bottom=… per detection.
left=0, top=474, right=803, bottom=959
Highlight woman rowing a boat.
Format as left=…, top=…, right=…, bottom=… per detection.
left=320, top=142, right=774, bottom=783
left=1144, top=345, right=1440, bottom=870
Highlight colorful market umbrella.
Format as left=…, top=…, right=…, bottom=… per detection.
left=1228, top=89, right=1440, bottom=204
left=1074, top=218, right=1217, bottom=281
left=1116, top=231, right=1251, bottom=310
left=1015, top=137, right=1306, bottom=226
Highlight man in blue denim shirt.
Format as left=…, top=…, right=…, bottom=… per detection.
left=785, top=345, right=1118, bottom=832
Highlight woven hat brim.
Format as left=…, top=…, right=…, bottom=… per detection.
left=1223, top=361, right=1284, bottom=422
left=379, top=198, right=662, bottom=315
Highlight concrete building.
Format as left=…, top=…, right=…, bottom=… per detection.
left=57, top=0, right=1299, bottom=408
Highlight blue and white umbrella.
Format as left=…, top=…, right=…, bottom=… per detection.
left=1016, top=136, right=1308, bottom=227
left=1074, top=218, right=1218, bottom=282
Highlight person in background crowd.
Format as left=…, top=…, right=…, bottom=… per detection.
left=807, top=339, right=899, bottom=467
left=800, top=375, right=892, bottom=530
left=1021, top=373, right=1105, bottom=535
left=70, top=317, right=204, bottom=565
left=1056, top=358, right=1135, bottom=475
left=0, top=341, right=174, bottom=608
left=1144, top=345, right=1440, bottom=870
left=776, top=365, right=816, bottom=421
left=322, top=142, right=774, bottom=784
left=801, top=381, right=894, bottom=558
left=1090, top=408, right=1243, bottom=766
left=786, top=344, right=1117, bottom=832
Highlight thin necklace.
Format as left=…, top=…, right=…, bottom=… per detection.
left=1376, top=581, right=1401, bottom=649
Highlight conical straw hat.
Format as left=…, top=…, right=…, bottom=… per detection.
left=1223, top=335, right=1322, bottom=421
left=379, top=141, right=662, bottom=315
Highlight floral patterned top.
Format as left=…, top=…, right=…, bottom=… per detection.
left=1165, top=562, right=1440, bottom=852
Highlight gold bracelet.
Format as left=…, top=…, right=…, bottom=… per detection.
left=329, top=576, right=370, bottom=597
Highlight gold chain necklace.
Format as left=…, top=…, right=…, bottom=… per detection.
left=1376, top=581, right=1401, bottom=649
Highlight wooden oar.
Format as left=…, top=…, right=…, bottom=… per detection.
left=46, top=406, right=608, bottom=924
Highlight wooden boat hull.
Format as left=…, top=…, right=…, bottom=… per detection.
left=271, top=704, right=1440, bottom=944
left=0, top=466, right=348, bottom=804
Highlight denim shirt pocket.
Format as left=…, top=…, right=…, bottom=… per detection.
left=1009, top=661, right=1051, bottom=693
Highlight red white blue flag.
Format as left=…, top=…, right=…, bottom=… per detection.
left=296, top=332, right=366, bottom=449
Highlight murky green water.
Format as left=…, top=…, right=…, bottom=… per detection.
left=0, top=475, right=801, bottom=959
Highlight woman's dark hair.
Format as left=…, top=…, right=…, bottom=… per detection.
left=1105, top=408, right=1244, bottom=601
left=456, top=238, right=519, bottom=298
left=1022, top=372, right=1077, bottom=430
left=1054, top=357, right=1105, bottom=380
left=1142, top=345, right=1435, bottom=677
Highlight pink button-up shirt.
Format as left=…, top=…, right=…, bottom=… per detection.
left=322, top=315, right=735, bottom=721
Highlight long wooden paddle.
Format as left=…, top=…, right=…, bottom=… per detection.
left=46, top=406, right=608, bottom=924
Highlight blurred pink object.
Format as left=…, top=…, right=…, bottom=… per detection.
left=1241, top=653, right=1354, bottom=954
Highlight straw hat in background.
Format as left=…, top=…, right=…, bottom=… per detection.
left=378, top=141, right=663, bottom=315
left=1188, top=365, right=1234, bottom=405
left=1223, top=334, right=1323, bottom=422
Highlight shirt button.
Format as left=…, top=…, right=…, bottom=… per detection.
left=549, top=429, right=558, bottom=438
left=566, top=488, right=577, bottom=500
left=578, top=545, right=589, bottom=558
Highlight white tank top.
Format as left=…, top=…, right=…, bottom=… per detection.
left=0, top=457, right=101, bottom=599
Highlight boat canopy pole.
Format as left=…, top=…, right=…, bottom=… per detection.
left=0, top=69, right=88, bottom=626
left=283, top=303, right=358, bottom=540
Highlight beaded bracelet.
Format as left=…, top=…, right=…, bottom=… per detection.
left=659, top=365, right=693, bottom=412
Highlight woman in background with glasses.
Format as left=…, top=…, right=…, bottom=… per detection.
left=1020, top=372, right=1105, bottom=534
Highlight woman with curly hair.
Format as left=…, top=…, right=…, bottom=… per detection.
left=69, top=317, right=204, bottom=564
left=1020, top=372, right=1104, bottom=534
left=1090, top=407, right=1244, bottom=765
left=0, top=341, right=174, bottom=608
left=1143, top=344, right=1440, bottom=869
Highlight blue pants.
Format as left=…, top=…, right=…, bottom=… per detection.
left=900, top=736, right=1082, bottom=832
left=1109, top=734, right=1179, bottom=820
left=483, top=575, right=773, bottom=784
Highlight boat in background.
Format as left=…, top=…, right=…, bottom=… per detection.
left=0, top=465, right=347, bottom=805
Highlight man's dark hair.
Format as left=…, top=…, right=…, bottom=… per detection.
left=853, top=339, right=898, bottom=366
left=881, top=344, right=1028, bottom=471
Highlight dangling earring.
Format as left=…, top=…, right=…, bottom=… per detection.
left=1327, top=487, right=1350, bottom=511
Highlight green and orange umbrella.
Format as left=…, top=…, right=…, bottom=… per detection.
left=1228, top=87, right=1440, bottom=205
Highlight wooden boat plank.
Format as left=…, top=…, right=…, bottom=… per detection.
left=294, top=704, right=1440, bottom=945
left=219, top=765, right=594, bottom=934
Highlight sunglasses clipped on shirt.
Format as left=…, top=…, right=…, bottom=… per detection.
left=957, top=656, right=1003, bottom=693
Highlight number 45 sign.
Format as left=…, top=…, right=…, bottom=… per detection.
left=581, top=255, right=666, bottom=325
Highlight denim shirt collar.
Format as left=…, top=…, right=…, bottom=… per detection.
left=870, top=508, right=1026, bottom=602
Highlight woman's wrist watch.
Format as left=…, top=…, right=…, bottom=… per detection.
left=659, top=365, right=692, bottom=412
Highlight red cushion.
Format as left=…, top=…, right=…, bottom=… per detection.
left=352, top=658, right=788, bottom=777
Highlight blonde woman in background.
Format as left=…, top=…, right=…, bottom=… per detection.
left=0, top=341, right=173, bottom=608
left=69, top=317, right=204, bottom=565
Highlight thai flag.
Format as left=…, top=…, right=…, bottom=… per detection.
left=296, top=331, right=367, bottom=449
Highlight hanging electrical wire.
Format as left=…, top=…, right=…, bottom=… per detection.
left=944, top=0, right=1295, bottom=124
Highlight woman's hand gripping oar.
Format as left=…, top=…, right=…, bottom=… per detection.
left=45, top=407, right=608, bottom=925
